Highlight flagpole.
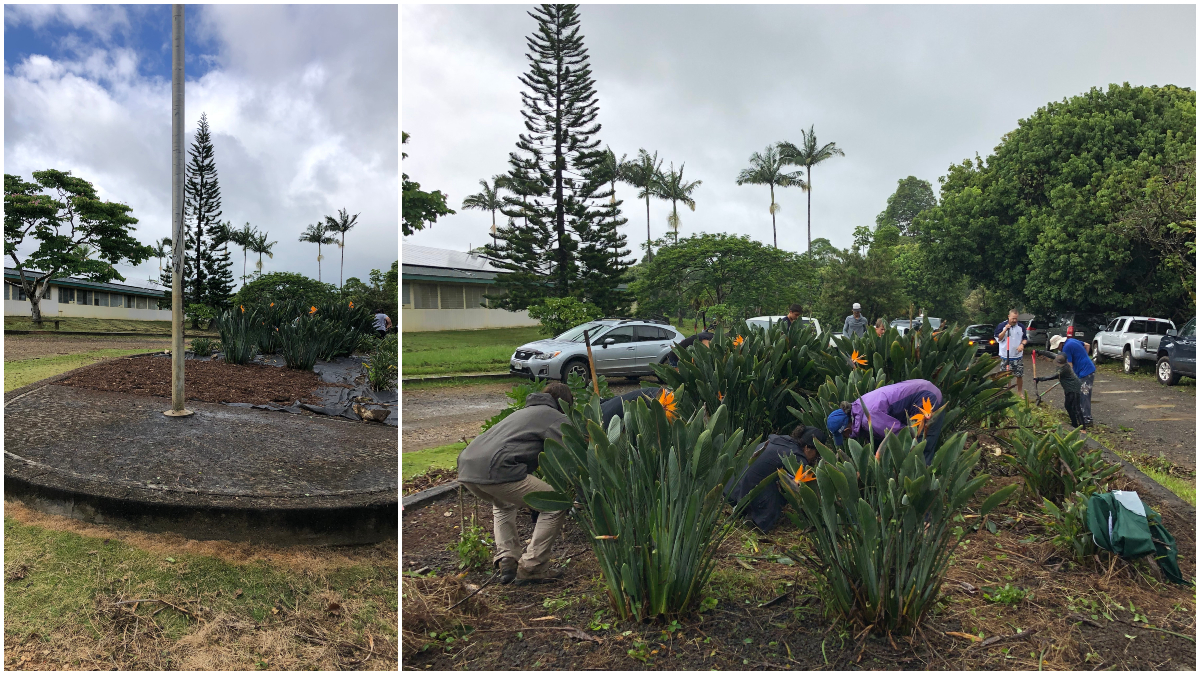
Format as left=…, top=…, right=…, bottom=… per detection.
left=166, top=4, right=193, bottom=417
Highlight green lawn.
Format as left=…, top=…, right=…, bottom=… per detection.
left=4, top=515, right=396, bottom=669
left=5, top=316, right=217, bottom=336
left=402, top=327, right=542, bottom=377
left=5, top=349, right=161, bottom=392
left=403, top=442, right=466, bottom=481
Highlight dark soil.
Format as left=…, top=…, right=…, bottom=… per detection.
left=59, top=356, right=324, bottom=406
left=403, top=468, right=457, bottom=496
left=401, top=436, right=1195, bottom=671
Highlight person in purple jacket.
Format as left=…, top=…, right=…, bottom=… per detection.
left=825, top=379, right=945, bottom=465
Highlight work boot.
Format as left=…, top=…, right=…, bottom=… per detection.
left=513, top=565, right=564, bottom=586
left=496, top=557, right=518, bottom=585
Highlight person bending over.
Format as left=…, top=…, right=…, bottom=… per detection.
left=825, top=379, right=945, bottom=464
left=724, top=425, right=828, bottom=532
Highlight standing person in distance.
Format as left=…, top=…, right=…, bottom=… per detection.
left=995, top=309, right=1029, bottom=397
left=843, top=302, right=868, bottom=338
left=1050, top=334, right=1096, bottom=428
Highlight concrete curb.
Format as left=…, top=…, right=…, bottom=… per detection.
left=1068, top=424, right=1197, bottom=524
left=402, top=373, right=516, bottom=384
left=402, top=481, right=461, bottom=516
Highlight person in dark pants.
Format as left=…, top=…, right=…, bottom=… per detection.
left=666, top=331, right=713, bottom=368
left=724, top=425, right=828, bottom=532
left=600, top=387, right=663, bottom=426
left=826, top=379, right=945, bottom=464
left=373, top=309, right=392, bottom=338
left=1034, top=353, right=1085, bottom=428
left=1050, top=334, right=1095, bottom=429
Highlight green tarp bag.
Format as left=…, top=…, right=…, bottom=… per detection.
left=1086, top=490, right=1190, bottom=586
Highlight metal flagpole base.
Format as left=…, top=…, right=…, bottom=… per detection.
left=163, top=409, right=195, bottom=417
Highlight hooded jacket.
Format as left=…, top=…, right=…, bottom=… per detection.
left=847, top=379, right=942, bottom=440
left=724, top=432, right=821, bottom=533
left=456, top=392, right=567, bottom=484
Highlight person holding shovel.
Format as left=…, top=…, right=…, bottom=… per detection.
left=456, top=382, right=574, bottom=586
left=825, top=379, right=945, bottom=465
left=994, top=310, right=1028, bottom=397
left=1033, top=353, right=1086, bottom=429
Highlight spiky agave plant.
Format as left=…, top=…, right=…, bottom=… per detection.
left=777, top=428, right=1018, bottom=634
left=527, top=396, right=774, bottom=621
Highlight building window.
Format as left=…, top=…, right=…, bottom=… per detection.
left=136, top=296, right=148, bottom=309
left=401, top=283, right=412, bottom=308
left=414, top=284, right=439, bottom=309
left=96, top=292, right=109, bottom=307
left=465, top=284, right=486, bottom=309
left=441, top=284, right=465, bottom=309
left=59, top=287, right=74, bottom=304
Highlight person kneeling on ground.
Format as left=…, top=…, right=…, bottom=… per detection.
left=825, top=379, right=945, bottom=464
left=1034, top=353, right=1086, bottom=430
left=456, top=382, right=573, bottom=585
left=724, top=425, right=828, bottom=533
left=666, top=331, right=714, bottom=368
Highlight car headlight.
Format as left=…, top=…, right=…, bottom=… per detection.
left=989, top=339, right=996, bottom=345
left=968, top=340, right=975, bottom=346
left=534, top=351, right=561, bottom=360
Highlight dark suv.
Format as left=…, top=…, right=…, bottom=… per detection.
left=1155, top=317, right=1196, bottom=386
left=1047, top=313, right=1109, bottom=346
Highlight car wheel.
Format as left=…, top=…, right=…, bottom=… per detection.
left=1092, top=342, right=1105, bottom=364
left=562, top=358, right=590, bottom=384
left=1123, top=349, right=1136, bottom=374
left=1157, top=356, right=1181, bottom=386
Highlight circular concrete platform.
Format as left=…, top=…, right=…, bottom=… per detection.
left=5, top=383, right=397, bottom=545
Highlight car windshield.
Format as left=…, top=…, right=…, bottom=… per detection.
left=927, top=318, right=942, bottom=329
left=1184, top=318, right=1196, bottom=337
left=966, top=325, right=991, bottom=338
left=555, top=322, right=609, bottom=343
left=1150, top=320, right=1174, bottom=336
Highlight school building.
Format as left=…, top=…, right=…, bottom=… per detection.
left=401, top=245, right=537, bottom=332
left=4, top=267, right=169, bottom=321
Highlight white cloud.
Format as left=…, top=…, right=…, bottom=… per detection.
left=5, top=4, right=398, bottom=290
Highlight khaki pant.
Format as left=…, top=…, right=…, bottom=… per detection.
left=461, top=475, right=566, bottom=573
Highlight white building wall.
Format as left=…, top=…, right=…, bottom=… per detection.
left=403, top=307, right=536, bottom=332
left=4, top=282, right=170, bottom=321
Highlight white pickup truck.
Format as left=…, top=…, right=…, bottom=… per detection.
left=1092, top=316, right=1177, bottom=374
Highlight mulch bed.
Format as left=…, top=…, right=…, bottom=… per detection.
left=58, top=356, right=324, bottom=406
left=404, top=468, right=458, bottom=496
left=401, top=434, right=1196, bottom=671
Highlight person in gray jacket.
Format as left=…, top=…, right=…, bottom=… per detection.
left=843, top=302, right=868, bottom=337
left=456, top=383, right=573, bottom=585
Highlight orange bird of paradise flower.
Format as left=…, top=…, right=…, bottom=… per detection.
left=794, top=465, right=817, bottom=483
left=656, top=388, right=678, bottom=421
left=240, top=304, right=245, bottom=313
left=309, top=306, right=318, bottom=315
left=270, top=302, right=274, bottom=307
left=348, top=301, right=354, bottom=308
left=717, top=391, right=725, bottom=402
left=732, top=335, right=745, bottom=347
left=909, top=396, right=936, bottom=437
left=849, top=349, right=867, bottom=368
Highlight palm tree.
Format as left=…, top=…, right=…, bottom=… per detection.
left=228, top=222, right=256, bottom=284
left=248, top=230, right=277, bottom=276
left=153, top=237, right=172, bottom=277
left=779, top=126, right=845, bottom=252
left=323, top=208, right=359, bottom=289
left=299, top=222, right=336, bottom=282
left=655, top=162, right=702, bottom=244
left=600, top=147, right=627, bottom=256
left=736, top=144, right=806, bottom=248
left=461, top=176, right=507, bottom=249
left=619, top=149, right=664, bottom=261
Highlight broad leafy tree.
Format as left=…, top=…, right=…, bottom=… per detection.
left=230, top=271, right=337, bottom=309
left=736, top=144, right=805, bottom=248
left=619, top=148, right=665, bottom=261
left=402, top=132, right=455, bottom=236
left=487, top=3, right=630, bottom=312
left=876, top=176, right=937, bottom=237
left=656, top=162, right=702, bottom=243
left=780, top=126, right=845, bottom=252
left=813, top=231, right=908, bottom=330
left=343, top=261, right=398, bottom=314
left=916, top=83, right=1195, bottom=321
left=4, top=169, right=154, bottom=322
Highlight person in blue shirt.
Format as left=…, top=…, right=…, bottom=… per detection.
left=1050, top=334, right=1096, bottom=428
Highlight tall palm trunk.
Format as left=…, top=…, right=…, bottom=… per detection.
left=806, top=164, right=813, bottom=252
left=317, top=241, right=322, bottom=282
left=339, top=232, right=346, bottom=289
left=645, top=195, right=652, bottom=262
left=770, top=183, right=777, bottom=248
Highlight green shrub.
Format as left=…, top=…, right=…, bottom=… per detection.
left=366, top=333, right=398, bottom=391
left=189, top=337, right=216, bottom=357
left=186, top=303, right=216, bottom=329
left=313, top=299, right=374, bottom=358
left=452, top=515, right=494, bottom=570
left=982, top=583, right=1029, bottom=605
left=214, top=307, right=261, bottom=365
left=230, top=271, right=338, bottom=309
left=999, top=426, right=1119, bottom=505
left=527, top=297, right=604, bottom=337
left=528, top=399, right=771, bottom=621
left=1041, top=492, right=1096, bottom=562
left=777, top=428, right=1018, bottom=634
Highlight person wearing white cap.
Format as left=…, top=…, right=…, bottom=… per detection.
left=1049, top=333, right=1096, bottom=428
left=843, top=302, right=868, bottom=337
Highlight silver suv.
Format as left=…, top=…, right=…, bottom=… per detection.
left=510, top=319, right=683, bottom=382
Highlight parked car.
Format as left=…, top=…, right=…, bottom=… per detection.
left=1155, top=317, right=1196, bottom=386
left=745, top=315, right=823, bottom=335
left=963, top=324, right=999, bottom=356
left=510, top=318, right=682, bottom=382
left=1092, top=316, right=1176, bottom=374
left=1046, top=312, right=1109, bottom=345
left=1026, top=319, right=1051, bottom=346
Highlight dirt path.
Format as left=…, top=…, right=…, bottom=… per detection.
left=401, top=380, right=649, bottom=452
left=3, top=334, right=170, bottom=361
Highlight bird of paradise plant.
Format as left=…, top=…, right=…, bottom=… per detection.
left=732, top=335, right=744, bottom=348
left=909, top=396, right=936, bottom=437
left=794, top=465, right=817, bottom=483
left=848, top=349, right=867, bottom=369
left=656, top=388, right=678, bottom=421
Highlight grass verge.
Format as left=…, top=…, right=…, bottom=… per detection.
left=5, top=316, right=217, bottom=335
left=403, top=443, right=466, bottom=481
left=4, top=506, right=397, bottom=670
left=402, top=327, right=541, bottom=377
left=5, top=349, right=160, bottom=392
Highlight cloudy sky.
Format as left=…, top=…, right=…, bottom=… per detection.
left=5, top=4, right=398, bottom=290
left=403, top=4, right=1195, bottom=257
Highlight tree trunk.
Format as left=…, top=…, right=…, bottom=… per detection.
left=645, top=195, right=652, bottom=262
left=770, top=183, right=777, bottom=248
left=806, top=166, right=813, bottom=253
left=672, top=201, right=679, bottom=243
left=28, top=281, right=43, bottom=324
left=317, top=243, right=322, bottom=282
left=242, top=250, right=247, bottom=285
left=340, top=233, right=346, bottom=289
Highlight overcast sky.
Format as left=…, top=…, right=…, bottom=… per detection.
left=5, top=4, right=398, bottom=290
left=402, top=3, right=1196, bottom=258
